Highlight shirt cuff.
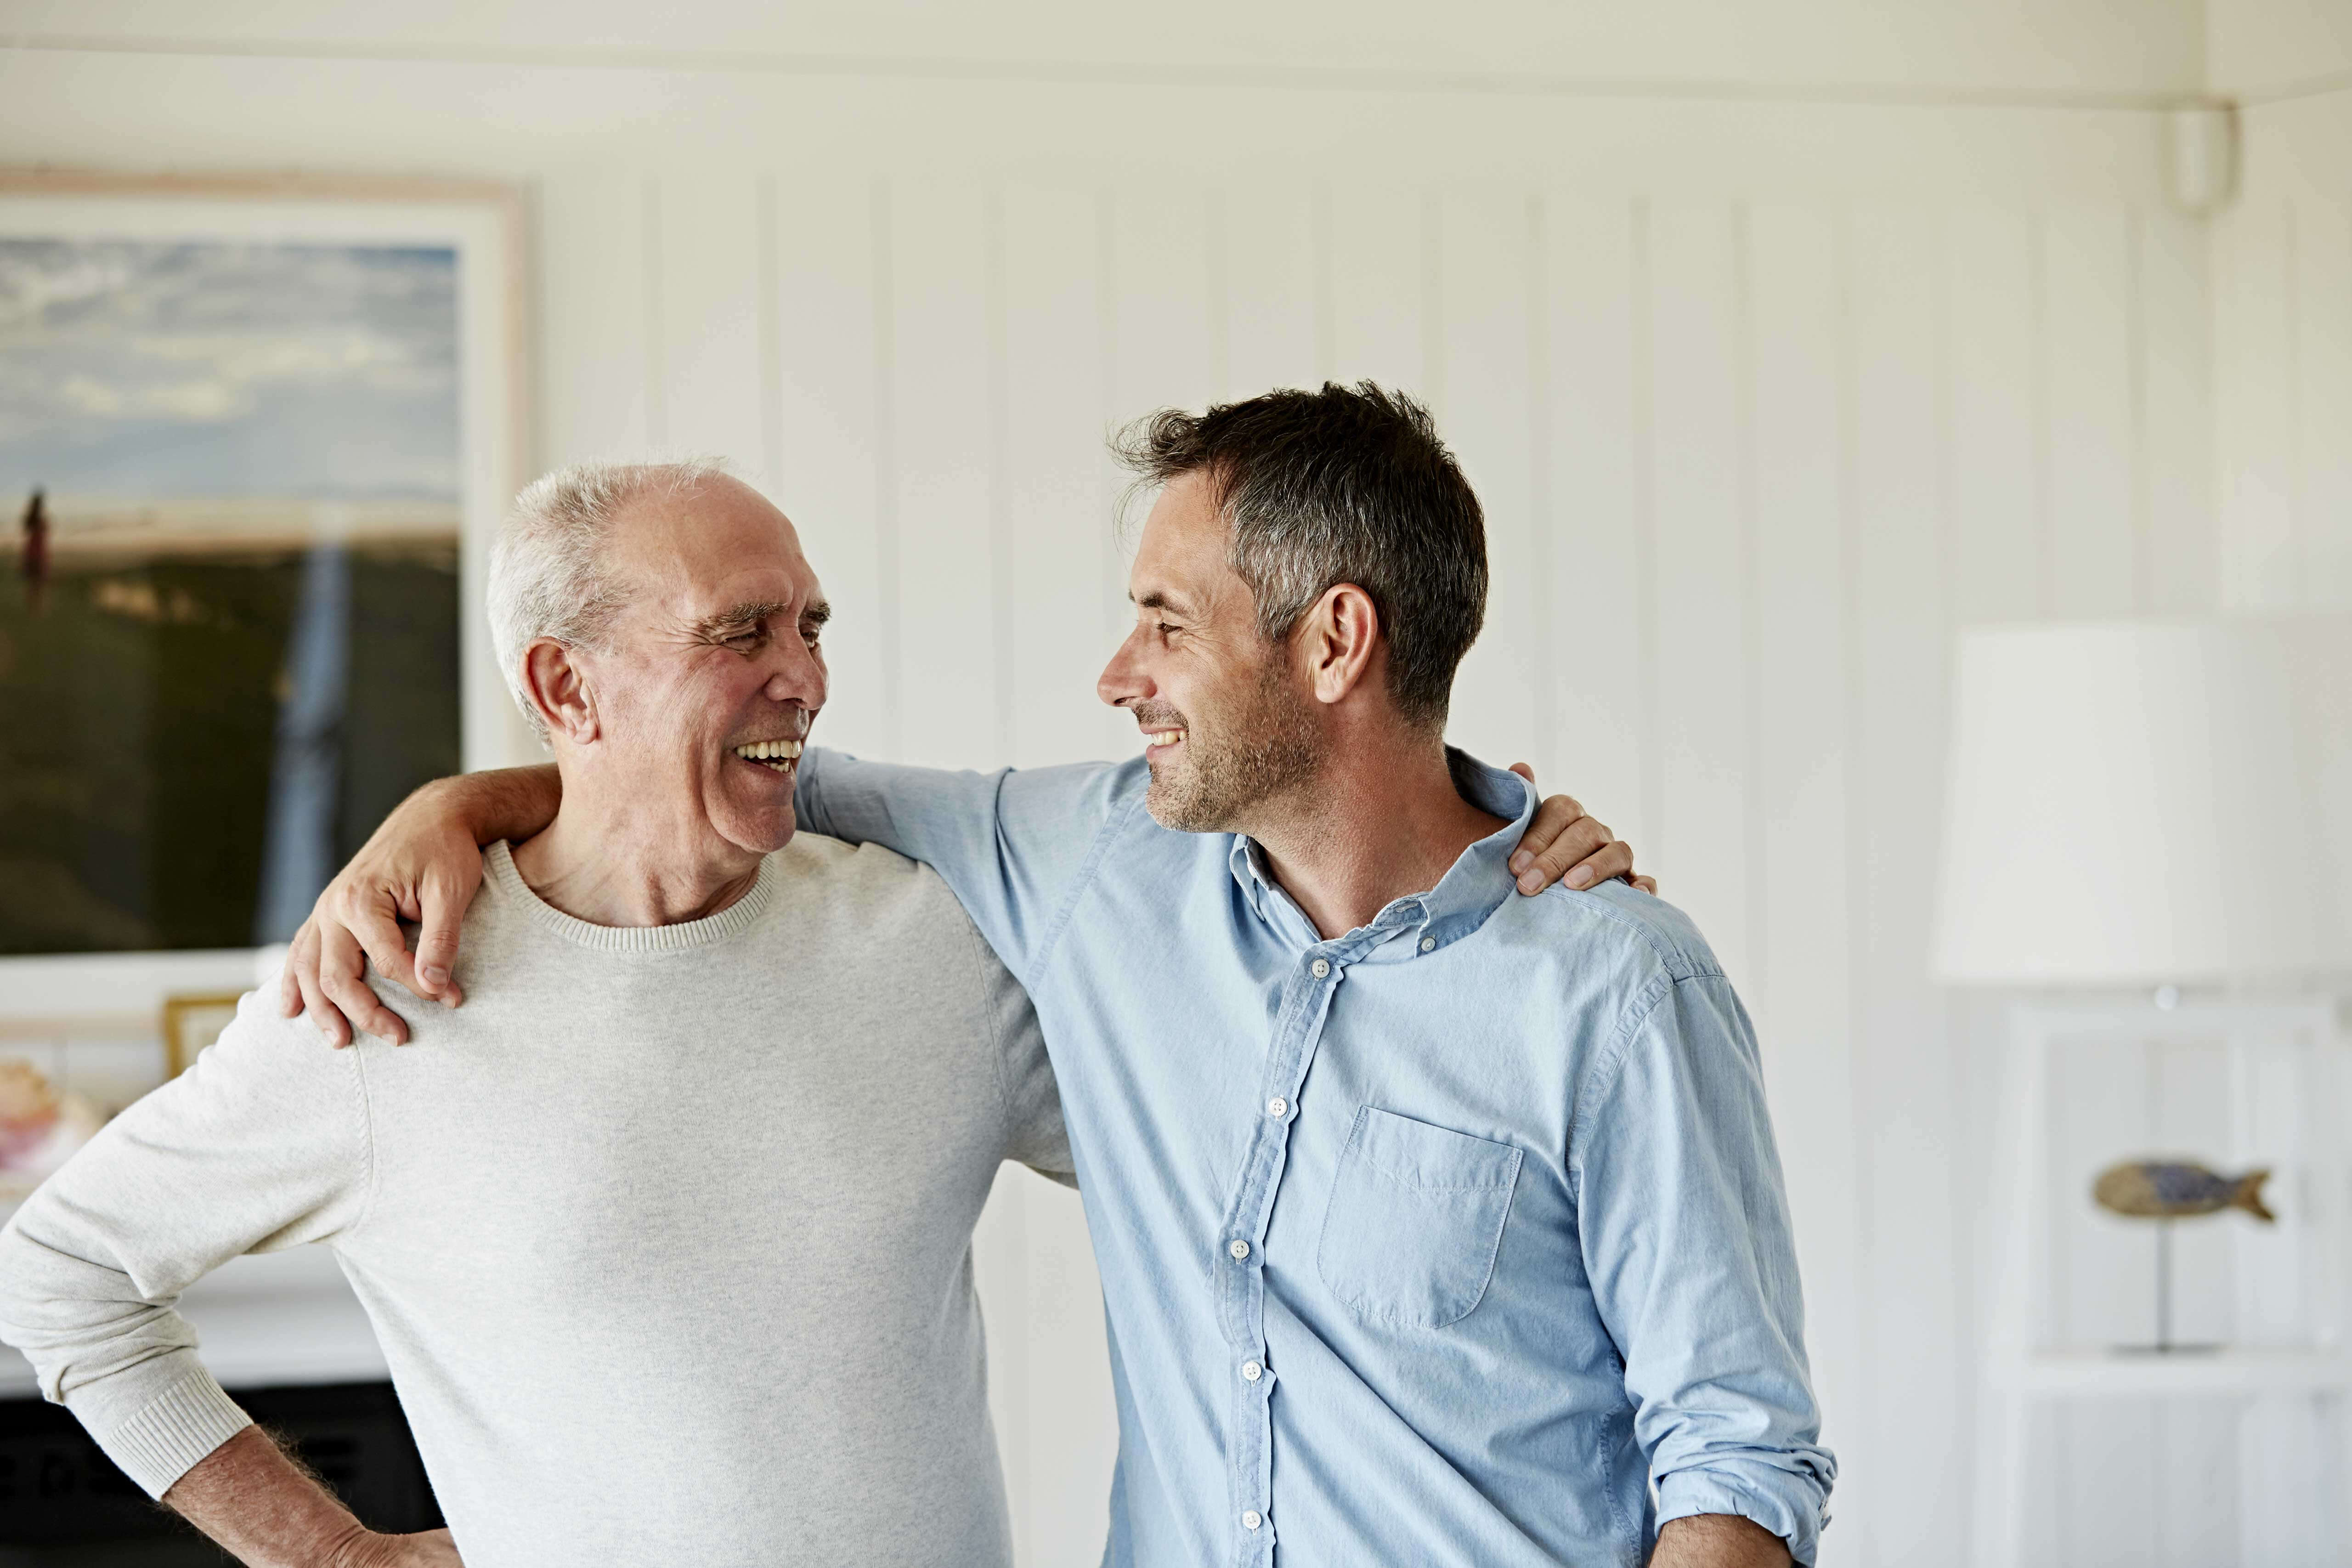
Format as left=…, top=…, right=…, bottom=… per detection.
left=76, top=1359, right=254, bottom=1499
left=1657, top=1466, right=1830, bottom=1567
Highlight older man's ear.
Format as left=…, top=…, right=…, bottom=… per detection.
left=522, top=640, right=597, bottom=745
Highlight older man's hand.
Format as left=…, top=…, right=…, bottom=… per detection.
left=1506, top=763, right=1655, bottom=899
left=332, top=1529, right=467, bottom=1568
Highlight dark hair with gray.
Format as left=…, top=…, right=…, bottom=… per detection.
left=488, top=457, right=729, bottom=740
left=1111, top=381, right=1487, bottom=730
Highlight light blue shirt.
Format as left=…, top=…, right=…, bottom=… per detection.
left=797, top=747, right=1833, bottom=1567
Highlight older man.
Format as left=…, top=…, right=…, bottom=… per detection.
left=290, top=385, right=1829, bottom=1566
left=0, top=462, right=1072, bottom=1566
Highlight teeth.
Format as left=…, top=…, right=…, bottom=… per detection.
left=1143, top=731, right=1182, bottom=747
left=732, top=739, right=805, bottom=764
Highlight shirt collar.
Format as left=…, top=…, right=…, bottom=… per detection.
left=1224, top=749, right=1534, bottom=950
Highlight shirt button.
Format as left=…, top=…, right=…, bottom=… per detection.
left=1229, top=1239, right=1251, bottom=1260
left=1243, top=1510, right=1263, bottom=1530
left=1419, top=936, right=1436, bottom=953
left=1266, top=1097, right=1287, bottom=1117
left=1242, top=1360, right=1263, bottom=1381
left=1310, top=958, right=1330, bottom=978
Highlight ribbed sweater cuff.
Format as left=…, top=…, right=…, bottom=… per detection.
left=100, top=1366, right=253, bottom=1499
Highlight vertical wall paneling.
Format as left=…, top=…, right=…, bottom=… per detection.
left=1645, top=204, right=1753, bottom=985
left=1220, top=190, right=1321, bottom=402
left=2297, top=198, right=2352, bottom=606
left=2216, top=198, right=2300, bottom=609
left=2139, top=209, right=2215, bottom=615
left=1108, top=192, right=1218, bottom=425
left=2041, top=207, right=2139, bottom=618
left=771, top=178, right=890, bottom=760
left=1849, top=206, right=1964, bottom=1568
left=985, top=191, right=1018, bottom=761
left=652, top=174, right=770, bottom=490
left=1543, top=199, right=1652, bottom=855
left=755, top=175, right=786, bottom=495
left=1437, top=193, right=1543, bottom=774
left=1106, top=185, right=1219, bottom=709
left=1948, top=209, right=2041, bottom=630
left=888, top=181, right=999, bottom=768
left=1324, top=187, right=1429, bottom=396
left=537, top=172, right=655, bottom=464
left=1746, top=204, right=1863, bottom=1564
left=1003, top=185, right=1125, bottom=768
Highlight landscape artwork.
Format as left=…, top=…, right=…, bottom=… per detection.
left=0, top=233, right=464, bottom=953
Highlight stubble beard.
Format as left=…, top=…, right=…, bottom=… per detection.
left=1144, top=655, right=1323, bottom=835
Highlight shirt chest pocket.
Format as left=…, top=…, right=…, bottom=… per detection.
left=1315, top=1105, right=1524, bottom=1330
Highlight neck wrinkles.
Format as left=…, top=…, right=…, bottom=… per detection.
left=511, top=786, right=766, bottom=928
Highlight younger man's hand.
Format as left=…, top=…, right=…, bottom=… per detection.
left=279, top=781, right=487, bottom=1048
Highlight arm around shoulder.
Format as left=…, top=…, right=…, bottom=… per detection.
left=798, top=748, right=1136, bottom=976
left=281, top=765, right=560, bottom=1047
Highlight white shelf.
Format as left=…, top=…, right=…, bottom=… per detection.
left=1996, top=1346, right=2352, bottom=1398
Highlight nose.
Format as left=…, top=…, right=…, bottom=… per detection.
left=1097, top=623, right=1151, bottom=709
left=761, top=627, right=827, bottom=713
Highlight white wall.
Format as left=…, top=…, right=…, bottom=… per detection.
left=2211, top=0, right=2352, bottom=615
left=0, top=6, right=2262, bottom=1563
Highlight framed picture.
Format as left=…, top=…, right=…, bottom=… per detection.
left=0, top=171, right=529, bottom=962
left=162, top=991, right=249, bottom=1078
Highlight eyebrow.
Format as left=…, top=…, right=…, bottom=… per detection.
left=1132, top=589, right=1193, bottom=615
left=688, top=598, right=817, bottom=640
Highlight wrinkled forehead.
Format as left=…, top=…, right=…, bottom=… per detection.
left=607, top=477, right=820, bottom=623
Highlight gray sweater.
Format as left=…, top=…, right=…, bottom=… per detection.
left=0, top=835, right=1071, bottom=1567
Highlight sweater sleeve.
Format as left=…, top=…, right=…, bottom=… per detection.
left=961, top=905, right=1075, bottom=1190
left=0, top=984, right=374, bottom=1498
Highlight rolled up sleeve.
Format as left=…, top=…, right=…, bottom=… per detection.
left=1571, top=972, right=1836, bottom=1564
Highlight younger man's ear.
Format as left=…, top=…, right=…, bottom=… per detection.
left=1304, top=583, right=1382, bottom=707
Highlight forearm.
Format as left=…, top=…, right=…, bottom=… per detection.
left=1651, top=1513, right=1794, bottom=1568
left=1656, top=1514, right=1797, bottom=1561
left=414, top=764, right=560, bottom=848
left=164, top=1425, right=378, bottom=1568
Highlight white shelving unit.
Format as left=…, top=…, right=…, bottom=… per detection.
left=1976, top=996, right=2352, bottom=1567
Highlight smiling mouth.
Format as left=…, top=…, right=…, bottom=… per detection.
left=1141, top=729, right=1184, bottom=753
left=733, top=738, right=804, bottom=775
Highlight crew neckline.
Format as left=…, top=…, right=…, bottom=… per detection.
left=484, top=838, right=780, bottom=953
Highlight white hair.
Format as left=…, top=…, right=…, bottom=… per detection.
left=487, top=457, right=732, bottom=740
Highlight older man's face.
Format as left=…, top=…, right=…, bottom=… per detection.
left=585, top=477, right=828, bottom=856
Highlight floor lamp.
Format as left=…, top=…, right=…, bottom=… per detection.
left=1932, top=617, right=2352, bottom=1566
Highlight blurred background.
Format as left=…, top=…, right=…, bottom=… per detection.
left=1, top=3, right=2349, bottom=1563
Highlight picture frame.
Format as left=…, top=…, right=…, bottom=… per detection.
left=0, top=166, right=534, bottom=775
left=0, top=169, right=534, bottom=972
left=162, top=992, right=248, bottom=1078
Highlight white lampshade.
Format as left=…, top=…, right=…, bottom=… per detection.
left=1932, top=617, right=2352, bottom=986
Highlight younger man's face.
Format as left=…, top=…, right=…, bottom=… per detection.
left=1097, top=472, right=1319, bottom=835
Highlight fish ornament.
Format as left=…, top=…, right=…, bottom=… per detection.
left=2092, top=1160, right=2276, bottom=1223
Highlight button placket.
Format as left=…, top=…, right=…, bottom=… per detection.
left=1215, top=934, right=1364, bottom=1566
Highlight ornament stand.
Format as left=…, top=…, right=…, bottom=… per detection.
left=1974, top=996, right=2352, bottom=1567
